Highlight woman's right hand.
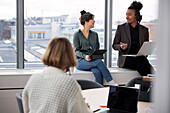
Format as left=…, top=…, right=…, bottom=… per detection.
left=84, top=98, right=90, bottom=108
left=85, top=55, right=91, bottom=61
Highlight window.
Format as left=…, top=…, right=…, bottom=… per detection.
left=2, top=0, right=158, bottom=69
left=23, top=0, right=105, bottom=68
left=0, top=0, right=16, bottom=68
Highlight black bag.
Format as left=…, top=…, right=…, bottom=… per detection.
left=126, top=77, right=152, bottom=102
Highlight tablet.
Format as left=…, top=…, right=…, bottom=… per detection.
left=90, top=49, right=107, bottom=59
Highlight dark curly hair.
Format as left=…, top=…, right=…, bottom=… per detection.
left=79, top=10, right=94, bottom=25
left=128, top=1, right=143, bottom=23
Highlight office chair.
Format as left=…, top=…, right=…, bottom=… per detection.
left=16, top=92, right=24, bottom=113
left=76, top=79, right=104, bottom=90
left=126, top=76, right=152, bottom=102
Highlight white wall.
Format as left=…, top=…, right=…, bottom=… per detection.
left=0, top=73, right=30, bottom=113
left=153, top=0, right=170, bottom=112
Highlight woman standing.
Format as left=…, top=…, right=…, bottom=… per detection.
left=22, top=37, right=92, bottom=113
left=73, top=10, right=115, bottom=85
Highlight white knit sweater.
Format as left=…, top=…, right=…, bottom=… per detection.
left=22, top=66, right=92, bottom=113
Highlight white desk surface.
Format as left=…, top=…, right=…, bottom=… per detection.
left=82, top=87, right=152, bottom=113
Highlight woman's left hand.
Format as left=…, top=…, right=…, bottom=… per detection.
left=85, top=55, right=91, bottom=61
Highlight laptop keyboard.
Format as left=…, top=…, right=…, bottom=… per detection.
left=100, top=110, right=135, bottom=113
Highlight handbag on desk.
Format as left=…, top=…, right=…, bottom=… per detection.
left=126, top=76, right=153, bottom=102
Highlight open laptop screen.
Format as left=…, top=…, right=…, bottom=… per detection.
left=122, top=41, right=156, bottom=57
left=107, top=86, right=139, bottom=113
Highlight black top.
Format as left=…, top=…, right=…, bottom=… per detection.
left=129, top=24, right=140, bottom=54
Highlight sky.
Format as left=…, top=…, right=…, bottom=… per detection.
left=0, top=0, right=159, bottom=22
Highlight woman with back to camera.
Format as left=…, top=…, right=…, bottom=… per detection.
left=112, top=1, right=155, bottom=76
left=73, top=10, right=116, bottom=85
left=22, top=37, right=93, bottom=113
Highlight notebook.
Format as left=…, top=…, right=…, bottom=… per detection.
left=90, top=49, right=107, bottom=59
left=123, top=41, right=156, bottom=57
left=100, top=86, right=139, bottom=113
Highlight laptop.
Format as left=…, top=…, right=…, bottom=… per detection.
left=123, top=41, right=156, bottom=57
left=90, top=49, right=107, bottom=59
left=100, top=86, right=139, bottom=113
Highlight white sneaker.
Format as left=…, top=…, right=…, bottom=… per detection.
left=112, top=84, right=119, bottom=86
left=109, top=80, right=118, bottom=86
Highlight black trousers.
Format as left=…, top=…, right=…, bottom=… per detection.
left=123, top=56, right=154, bottom=76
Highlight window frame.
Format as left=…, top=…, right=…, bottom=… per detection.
left=17, top=0, right=24, bottom=68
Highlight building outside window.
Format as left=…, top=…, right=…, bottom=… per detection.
left=0, top=0, right=16, bottom=68
left=23, top=0, right=105, bottom=68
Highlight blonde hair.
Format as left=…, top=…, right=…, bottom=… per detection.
left=42, top=37, right=77, bottom=71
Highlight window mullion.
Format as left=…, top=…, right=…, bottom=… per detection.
left=17, top=0, right=24, bottom=69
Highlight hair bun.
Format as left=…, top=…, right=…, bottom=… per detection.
left=80, top=10, right=86, bottom=16
left=130, top=1, right=143, bottom=11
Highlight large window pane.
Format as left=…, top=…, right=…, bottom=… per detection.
left=112, top=0, right=158, bottom=66
left=24, top=0, right=105, bottom=68
left=0, top=0, right=16, bottom=68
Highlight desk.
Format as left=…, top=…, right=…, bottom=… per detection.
left=82, top=87, right=152, bottom=113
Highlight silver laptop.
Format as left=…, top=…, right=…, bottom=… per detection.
left=123, top=41, right=156, bottom=57
left=100, top=86, right=139, bottom=113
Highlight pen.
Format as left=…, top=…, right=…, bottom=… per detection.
left=93, top=108, right=101, bottom=112
left=99, top=105, right=107, bottom=108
